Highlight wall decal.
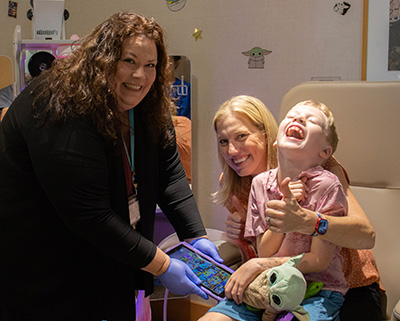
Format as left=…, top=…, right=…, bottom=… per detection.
left=166, top=0, right=186, bottom=12
left=333, top=2, right=351, bottom=15
left=192, top=28, right=202, bottom=41
left=8, top=1, right=18, bottom=18
left=242, top=47, right=272, bottom=69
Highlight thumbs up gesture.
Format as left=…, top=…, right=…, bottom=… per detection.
left=225, top=195, right=258, bottom=262
left=225, top=195, right=247, bottom=240
left=288, top=176, right=309, bottom=203
left=265, top=177, right=308, bottom=234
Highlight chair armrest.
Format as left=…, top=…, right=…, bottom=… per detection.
left=392, top=299, right=400, bottom=321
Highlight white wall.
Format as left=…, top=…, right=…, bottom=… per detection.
left=1, top=0, right=32, bottom=59
left=0, top=0, right=364, bottom=230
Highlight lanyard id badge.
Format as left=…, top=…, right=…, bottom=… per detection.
left=125, top=109, right=140, bottom=229
left=128, top=193, right=140, bottom=229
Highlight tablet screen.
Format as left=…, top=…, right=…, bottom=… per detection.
left=166, top=243, right=232, bottom=299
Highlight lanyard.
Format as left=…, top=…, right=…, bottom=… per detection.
left=123, top=109, right=135, bottom=175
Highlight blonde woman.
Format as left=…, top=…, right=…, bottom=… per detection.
left=200, top=96, right=381, bottom=321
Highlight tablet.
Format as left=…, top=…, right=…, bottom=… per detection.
left=164, top=242, right=234, bottom=301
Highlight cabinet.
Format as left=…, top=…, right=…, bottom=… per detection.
left=13, top=25, right=75, bottom=94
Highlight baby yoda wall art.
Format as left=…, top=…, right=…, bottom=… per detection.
left=242, top=46, right=272, bottom=69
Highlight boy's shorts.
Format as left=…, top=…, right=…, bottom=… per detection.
left=207, top=299, right=263, bottom=321
left=302, top=290, right=345, bottom=321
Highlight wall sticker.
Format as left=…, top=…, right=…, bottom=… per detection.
left=166, top=0, right=186, bottom=12
left=242, top=46, right=272, bottom=69
left=333, top=2, right=351, bottom=15
left=192, top=28, right=202, bottom=41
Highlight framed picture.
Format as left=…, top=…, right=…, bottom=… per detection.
left=365, top=0, right=400, bottom=80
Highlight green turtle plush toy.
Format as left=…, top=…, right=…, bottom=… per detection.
left=243, top=254, right=310, bottom=321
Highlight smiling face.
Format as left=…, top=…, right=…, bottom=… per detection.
left=277, top=104, right=332, bottom=162
left=114, top=35, right=157, bottom=111
left=216, top=113, right=268, bottom=177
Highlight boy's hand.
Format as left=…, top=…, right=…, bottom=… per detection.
left=288, top=176, right=309, bottom=203
left=266, top=177, right=308, bottom=234
left=225, top=257, right=282, bottom=305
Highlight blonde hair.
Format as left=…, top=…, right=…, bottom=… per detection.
left=212, top=95, right=278, bottom=206
left=294, top=100, right=339, bottom=153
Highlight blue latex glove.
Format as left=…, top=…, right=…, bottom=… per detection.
left=157, top=258, right=208, bottom=300
left=190, top=238, right=224, bottom=264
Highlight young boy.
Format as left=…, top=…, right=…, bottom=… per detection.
left=244, top=100, right=348, bottom=320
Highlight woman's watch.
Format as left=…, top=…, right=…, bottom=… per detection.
left=311, top=212, right=328, bottom=236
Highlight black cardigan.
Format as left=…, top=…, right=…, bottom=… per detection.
left=0, top=84, right=205, bottom=320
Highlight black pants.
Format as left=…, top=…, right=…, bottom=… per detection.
left=340, top=283, right=382, bottom=321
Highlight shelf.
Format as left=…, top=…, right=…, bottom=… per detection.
left=18, top=39, right=75, bottom=51
left=13, top=25, right=77, bottom=94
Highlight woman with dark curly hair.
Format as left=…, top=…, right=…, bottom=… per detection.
left=0, top=11, right=221, bottom=320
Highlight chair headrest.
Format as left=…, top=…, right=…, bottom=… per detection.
left=279, top=81, right=400, bottom=189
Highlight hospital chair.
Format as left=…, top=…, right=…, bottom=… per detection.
left=153, top=81, right=400, bottom=320
left=278, top=81, right=400, bottom=321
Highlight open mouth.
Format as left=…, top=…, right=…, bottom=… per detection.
left=286, top=125, right=304, bottom=140
left=233, top=155, right=249, bottom=165
left=124, top=83, right=142, bottom=90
